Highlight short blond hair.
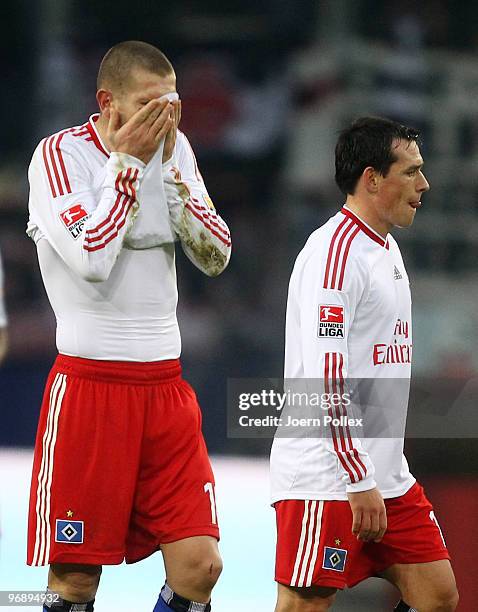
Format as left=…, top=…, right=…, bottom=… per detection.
left=97, top=40, right=174, bottom=92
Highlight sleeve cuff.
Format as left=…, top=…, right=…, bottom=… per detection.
left=108, top=152, right=146, bottom=171
left=346, top=475, right=377, bottom=494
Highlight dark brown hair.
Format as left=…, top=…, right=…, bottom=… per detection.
left=335, top=116, right=420, bottom=195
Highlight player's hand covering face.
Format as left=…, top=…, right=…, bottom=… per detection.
left=163, top=98, right=181, bottom=163
left=104, top=68, right=178, bottom=164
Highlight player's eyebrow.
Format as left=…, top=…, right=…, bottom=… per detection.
left=404, top=163, right=423, bottom=172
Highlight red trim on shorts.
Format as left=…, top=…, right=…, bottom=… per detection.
left=275, top=483, right=450, bottom=590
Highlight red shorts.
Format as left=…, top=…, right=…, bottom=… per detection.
left=275, top=482, right=450, bottom=589
left=27, top=355, right=219, bottom=567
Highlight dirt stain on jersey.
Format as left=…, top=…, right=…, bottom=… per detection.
left=177, top=203, right=227, bottom=277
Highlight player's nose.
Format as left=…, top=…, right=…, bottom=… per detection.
left=418, top=171, right=430, bottom=193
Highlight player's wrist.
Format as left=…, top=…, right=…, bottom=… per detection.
left=346, top=475, right=377, bottom=494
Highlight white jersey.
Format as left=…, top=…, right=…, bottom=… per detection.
left=0, top=249, right=7, bottom=327
left=270, top=207, right=416, bottom=501
left=27, top=114, right=231, bottom=361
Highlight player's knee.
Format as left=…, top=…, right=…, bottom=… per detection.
left=49, top=564, right=102, bottom=601
left=184, top=548, right=223, bottom=592
left=432, top=585, right=459, bottom=611
left=418, top=583, right=459, bottom=612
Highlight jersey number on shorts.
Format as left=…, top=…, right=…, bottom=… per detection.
left=204, top=482, right=217, bottom=524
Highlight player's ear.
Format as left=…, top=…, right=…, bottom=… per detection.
left=363, top=166, right=379, bottom=194
left=96, top=89, right=112, bottom=113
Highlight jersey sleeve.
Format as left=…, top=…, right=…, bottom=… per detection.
left=162, top=131, right=231, bottom=276
left=27, top=136, right=145, bottom=282
left=295, top=248, right=376, bottom=493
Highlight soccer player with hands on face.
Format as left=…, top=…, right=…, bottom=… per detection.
left=26, top=41, right=230, bottom=612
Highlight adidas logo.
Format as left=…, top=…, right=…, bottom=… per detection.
left=393, top=266, right=403, bottom=280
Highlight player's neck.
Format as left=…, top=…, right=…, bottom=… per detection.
left=94, top=114, right=111, bottom=152
left=344, top=197, right=391, bottom=238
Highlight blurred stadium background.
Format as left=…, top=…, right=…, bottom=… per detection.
left=1, top=1, right=478, bottom=610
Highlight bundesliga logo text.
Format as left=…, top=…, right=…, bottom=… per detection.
left=60, top=204, right=89, bottom=239
left=318, top=305, right=345, bottom=338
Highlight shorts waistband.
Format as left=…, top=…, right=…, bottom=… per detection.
left=54, top=354, right=182, bottom=385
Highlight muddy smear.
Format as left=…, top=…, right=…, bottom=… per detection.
left=174, top=181, right=228, bottom=276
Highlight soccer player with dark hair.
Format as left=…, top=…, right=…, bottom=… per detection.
left=26, top=40, right=230, bottom=612
left=271, top=117, right=458, bottom=611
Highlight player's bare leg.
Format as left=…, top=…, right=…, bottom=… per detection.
left=156, top=536, right=222, bottom=610
left=380, top=560, right=458, bottom=612
left=275, top=584, right=337, bottom=611
left=45, top=563, right=101, bottom=609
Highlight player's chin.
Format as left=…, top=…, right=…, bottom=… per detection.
left=396, top=207, right=417, bottom=228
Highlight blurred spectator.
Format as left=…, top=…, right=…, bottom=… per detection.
left=0, top=247, right=8, bottom=364
left=177, top=54, right=239, bottom=151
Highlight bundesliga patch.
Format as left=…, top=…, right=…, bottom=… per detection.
left=322, top=546, right=347, bottom=572
left=318, top=305, right=344, bottom=338
left=55, top=519, right=84, bottom=544
left=60, top=204, right=89, bottom=239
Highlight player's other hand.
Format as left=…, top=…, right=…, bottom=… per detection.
left=347, top=487, right=387, bottom=543
left=163, top=99, right=181, bottom=163
left=107, top=99, right=173, bottom=164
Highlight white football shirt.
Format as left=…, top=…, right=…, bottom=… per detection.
left=27, top=114, right=231, bottom=361
left=270, top=206, right=416, bottom=501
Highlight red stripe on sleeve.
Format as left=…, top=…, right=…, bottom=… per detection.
left=331, top=353, right=362, bottom=482
left=84, top=194, right=134, bottom=252
left=329, top=221, right=354, bottom=289
left=323, top=216, right=348, bottom=288
left=338, top=354, right=367, bottom=476
left=87, top=168, right=135, bottom=238
left=48, top=134, right=64, bottom=196
left=184, top=202, right=232, bottom=247
left=325, top=352, right=369, bottom=483
left=84, top=168, right=139, bottom=250
left=55, top=132, right=72, bottom=195
left=187, top=200, right=230, bottom=240
left=325, top=353, right=358, bottom=483
left=337, top=226, right=360, bottom=291
left=42, top=138, right=57, bottom=198
left=333, top=353, right=366, bottom=480
left=84, top=191, right=124, bottom=245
